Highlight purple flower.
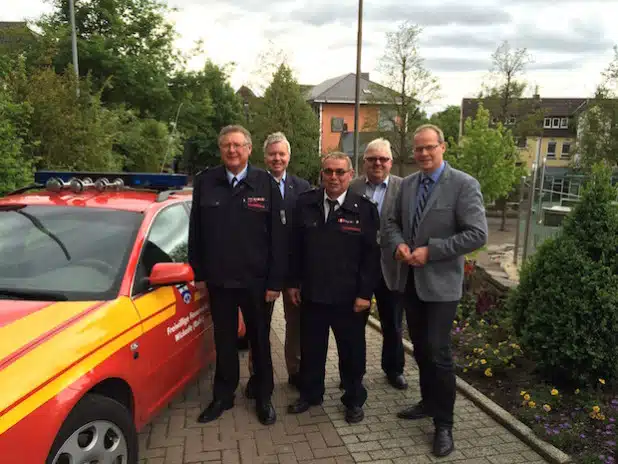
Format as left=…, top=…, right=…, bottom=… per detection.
left=580, top=433, right=586, bottom=438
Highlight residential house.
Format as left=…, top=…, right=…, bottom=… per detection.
left=304, top=73, right=395, bottom=155
left=460, top=96, right=589, bottom=176
left=0, top=21, right=37, bottom=54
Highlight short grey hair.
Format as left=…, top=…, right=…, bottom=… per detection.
left=364, top=138, right=393, bottom=159
left=218, top=125, right=252, bottom=145
left=263, top=131, right=291, bottom=155
left=321, top=151, right=353, bottom=171
left=413, top=124, right=445, bottom=143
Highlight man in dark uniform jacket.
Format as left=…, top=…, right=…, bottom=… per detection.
left=245, top=132, right=311, bottom=399
left=287, top=152, right=381, bottom=423
left=188, top=125, right=286, bottom=426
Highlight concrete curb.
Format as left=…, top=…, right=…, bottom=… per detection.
left=366, top=315, right=573, bottom=464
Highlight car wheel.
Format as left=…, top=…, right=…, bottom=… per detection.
left=46, top=393, right=138, bottom=464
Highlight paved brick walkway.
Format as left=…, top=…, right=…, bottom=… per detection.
left=138, top=299, right=549, bottom=463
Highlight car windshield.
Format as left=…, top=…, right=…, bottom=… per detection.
left=0, top=205, right=142, bottom=301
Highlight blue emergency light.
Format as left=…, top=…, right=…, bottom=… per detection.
left=34, top=171, right=188, bottom=192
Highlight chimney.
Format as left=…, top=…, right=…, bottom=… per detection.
left=360, top=72, right=369, bottom=80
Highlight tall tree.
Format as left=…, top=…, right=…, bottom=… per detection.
left=429, top=105, right=460, bottom=144
left=38, top=0, right=180, bottom=118
left=24, top=67, right=121, bottom=171
left=478, top=41, right=541, bottom=230
left=576, top=46, right=618, bottom=169
left=171, top=61, right=243, bottom=174
left=448, top=105, right=524, bottom=205
left=0, top=58, right=33, bottom=195
left=250, top=64, right=320, bottom=183
left=365, top=22, right=439, bottom=176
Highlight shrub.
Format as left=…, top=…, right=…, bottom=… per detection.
left=508, top=164, right=618, bottom=386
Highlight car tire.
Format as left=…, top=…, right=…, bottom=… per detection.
left=46, top=393, right=138, bottom=464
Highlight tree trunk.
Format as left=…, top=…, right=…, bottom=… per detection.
left=496, top=196, right=508, bottom=231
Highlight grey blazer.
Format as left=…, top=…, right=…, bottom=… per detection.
left=350, top=174, right=403, bottom=291
left=383, top=163, right=488, bottom=302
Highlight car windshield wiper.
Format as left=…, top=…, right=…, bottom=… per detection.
left=0, top=288, right=69, bottom=301
left=16, top=210, right=71, bottom=261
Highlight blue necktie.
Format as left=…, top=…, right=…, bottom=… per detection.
left=411, top=177, right=432, bottom=242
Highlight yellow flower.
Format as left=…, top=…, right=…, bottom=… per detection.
left=528, top=401, right=536, bottom=408
left=599, top=378, right=606, bottom=385
left=524, top=394, right=531, bottom=401
left=520, top=391, right=527, bottom=396
left=484, top=368, right=493, bottom=377
left=492, top=324, right=499, bottom=329
left=480, top=359, right=487, bottom=365
left=543, top=404, right=551, bottom=412
left=463, top=368, right=468, bottom=372
left=550, top=389, right=559, bottom=396
left=575, top=388, right=580, bottom=394
left=485, top=343, right=490, bottom=348
left=592, top=405, right=600, bottom=413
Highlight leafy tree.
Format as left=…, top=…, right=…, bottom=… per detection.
left=477, top=41, right=541, bottom=230
left=114, top=113, right=177, bottom=172
left=171, top=61, right=243, bottom=174
left=365, top=22, right=439, bottom=176
left=575, top=46, right=618, bottom=169
left=430, top=105, right=460, bottom=144
left=39, top=0, right=180, bottom=118
left=250, top=64, right=320, bottom=182
left=25, top=67, right=121, bottom=171
left=508, top=164, right=618, bottom=386
left=448, top=105, right=523, bottom=205
left=0, top=59, right=33, bottom=195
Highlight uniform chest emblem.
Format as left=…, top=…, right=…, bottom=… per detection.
left=337, top=218, right=359, bottom=225
left=247, top=196, right=266, bottom=209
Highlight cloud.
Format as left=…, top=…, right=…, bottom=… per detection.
left=424, top=57, right=490, bottom=72
left=528, top=59, right=584, bottom=71
left=277, top=1, right=511, bottom=27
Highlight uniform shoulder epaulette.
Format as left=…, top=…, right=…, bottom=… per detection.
left=360, top=193, right=377, bottom=204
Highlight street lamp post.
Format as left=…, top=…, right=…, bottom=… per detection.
left=69, top=0, right=80, bottom=96
left=352, top=0, right=363, bottom=175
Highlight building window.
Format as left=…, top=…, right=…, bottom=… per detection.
left=560, top=117, right=568, bottom=128
left=561, top=142, right=571, bottom=160
left=552, top=118, right=560, bottom=128
left=547, top=141, right=557, bottom=159
left=331, top=117, right=345, bottom=133
left=544, top=118, right=551, bottom=128
left=516, top=136, right=527, bottom=148
left=378, top=108, right=396, bottom=131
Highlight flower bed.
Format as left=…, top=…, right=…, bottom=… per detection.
left=452, top=260, right=617, bottom=464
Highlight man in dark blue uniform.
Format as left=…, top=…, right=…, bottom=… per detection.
left=286, top=152, right=381, bottom=423
left=188, top=125, right=286, bottom=425
left=245, top=132, right=311, bottom=399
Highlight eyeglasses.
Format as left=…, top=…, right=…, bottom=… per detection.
left=364, top=156, right=391, bottom=164
left=220, top=142, right=249, bottom=151
left=322, top=168, right=350, bottom=177
left=414, top=144, right=441, bottom=154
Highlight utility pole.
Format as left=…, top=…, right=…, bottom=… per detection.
left=69, top=0, right=80, bottom=97
left=352, top=0, right=363, bottom=175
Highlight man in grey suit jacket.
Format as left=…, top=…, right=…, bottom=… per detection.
left=350, top=138, right=407, bottom=390
left=384, top=124, right=487, bottom=457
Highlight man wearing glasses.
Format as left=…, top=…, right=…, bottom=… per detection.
left=286, top=152, right=381, bottom=424
left=188, top=125, right=286, bottom=426
left=384, top=124, right=487, bottom=456
left=350, top=138, right=407, bottom=391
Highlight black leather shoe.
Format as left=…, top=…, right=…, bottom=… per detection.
left=345, top=406, right=364, bottom=423
left=287, top=398, right=322, bottom=414
left=256, top=400, right=276, bottom=425
left=288, top=374, right=300, bottom=389
left=245, top=378, right=255, bottom=399
left=433, top=427, right=454, bottom=457
left=397, top=401, right=430, bottom=420
left=197, top=399, right=233, bottom=423
left=387, top=373, right=408, bottom=390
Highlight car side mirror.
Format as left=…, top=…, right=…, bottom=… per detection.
left=149, top=262, right=194, bottom=287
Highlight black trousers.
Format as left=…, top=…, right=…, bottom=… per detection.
left=209, top=285, right=274, bottom=404
left=403, top=272, right=458, bottom=427
left=300, top=301, right=369, bottom=408
left=374, top=275, right=405, bottom=376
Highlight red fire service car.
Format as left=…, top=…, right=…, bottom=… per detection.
left=0, top=171, right=245, bottom=464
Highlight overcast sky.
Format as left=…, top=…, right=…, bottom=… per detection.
left=5, top=0, right=617, bottom=113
